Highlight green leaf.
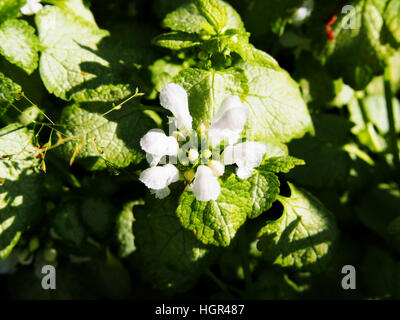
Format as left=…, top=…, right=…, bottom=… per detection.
left=153, top=32, right=202, bottom=50
left=237, top=61, right=313, bottom=143
left=134, top=190, right=214, bottom=293
left=361, top=246, right=400, bottom=299
left=57, top=102, right=156, bottom=170
left=260, top=156, right=305, bottom=174
left=46, top=0, right=97, bottom=25
left=356, top=183, right=400, bottom=253
left=0, top=19, right=39, bottom=75
left=115, top=201, right=137, bottom=258
left=350, top=95, right=400, bottom=135
left=177, top=172, right=252, bottom=247
left=163, top=0, right=244, bottom=35
left=257, top=183, right=338, bottom=270
left=0, top=72, right=21, bottom=117
left=193, top=0, right=228, bottom=34
left=221, top=37, right=279, bottom=67
left=382, top=0, right=400, bottom=45
left=157, top=0, right=279, bottom=67
left=0, top=0, right=24, bottom=22
left=80, top=197, right=115, bottom=238
left=149, top=58, right=185, bottom=97
left=87, top=250, right=133, bottom=299
left=321, top=0, right=396, bottom=89
left=244, top=268, right=301, bottom=299
left=35, top=5, right=132, bottom=102
left=174, top=63, right=312, bottom=144
left=247, top=170, right=280, bottom=219
left=0, top=124, right=41, bottom=259
left=51, top=201, right=85, bottom=247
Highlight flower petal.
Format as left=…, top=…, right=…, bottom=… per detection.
left=139, top=164, right=179, bottom=191
left=221, top=142, right=267, bottom=179
left=192, top=165, right=221, bottom=201
left=20, top=0, right=42, bottom=15
left=207, top=160, right=225, bottom=177
left=140, top=129, right=179, bottom=166
left=236, top=167, right=255, bottom=180
left=160, top=83, right=192, bottom=130
left=151, top=187, right=171, bottom=199
left=208, top=96, right=247, bottom=145
left=163, top=163, right=180, bottom=184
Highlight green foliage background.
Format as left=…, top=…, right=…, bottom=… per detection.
left=0, top=0, right=400, bottom=300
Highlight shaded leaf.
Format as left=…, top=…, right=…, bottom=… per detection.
left=134, top=189, right=214, bottom=292
left=0, top=72, right=21, bottom=117
left=0, top=124, right=41, bottom=259
left=57, top=102, right=156, bottom=170
left=257, top=183, right=338, bottom=270
left=247, top=170, right=280, bottom=219
left=0, top=0, right=24, bottom=22
left=177, top=172, right=252, bottom=246
left=36, top=5, right=132, bottom=102
left=115, top=201, right=137, bottom=258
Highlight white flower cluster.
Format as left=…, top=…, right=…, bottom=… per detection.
left=20, top=0, right=42, bottom=15
left=139, top=83, right=268, bottom=202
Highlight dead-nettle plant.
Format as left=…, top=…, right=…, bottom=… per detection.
left=1, top=0, right=399, bottom=299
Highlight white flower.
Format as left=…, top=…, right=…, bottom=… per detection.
left=140, top=129, right=179, bottom=166
left=208, top=95, right=248, bottom=145
left=20, top=0, right=42, bottom=15
left=222, top=142, right=268, bottom=179
left=160, top=83, right=192, bottom=131
left=139, top=83, right=268, bottom=202
left=292, top=0, right=314, bottom=26
left=192, top=165, right=221, bottom=201
left=207, top=160, right=225, bottom=177
left=139, top=164, right=179, bottom=199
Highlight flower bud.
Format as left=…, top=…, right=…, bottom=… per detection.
left=188, top=148, right=199, bottom=162
left=203, top=149, right=212, bottom=159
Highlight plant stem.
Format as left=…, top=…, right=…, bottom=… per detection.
left=383, top=65, right=400, bottom=171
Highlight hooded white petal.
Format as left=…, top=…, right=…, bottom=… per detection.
left=222, top=142, right=267, bottom=179
left=151, top=187, right=171, bottom=199
left=208, top=96, right=247, bottom=145
left=140, top=129, right=179, bottom=166
left=160, top=83, right=192, bottom=130
left=20, top=0, right=42, bottom=15
left=207, top=160, right=225, bottom=177
left=192, top=165, right=221, bottom=201
left=236, top=167, right=255, bottom=180
left=139, top=164, right=179, bottom=191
